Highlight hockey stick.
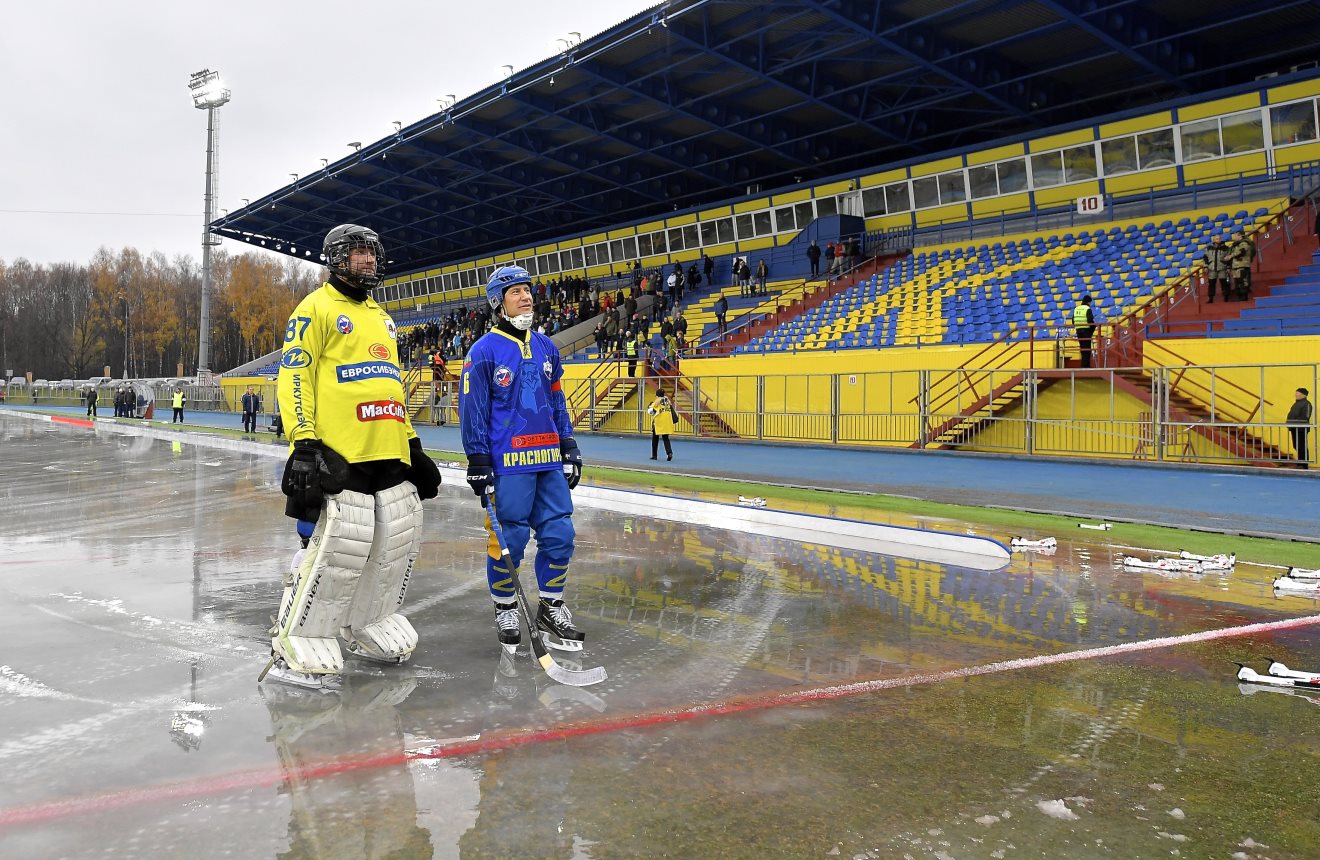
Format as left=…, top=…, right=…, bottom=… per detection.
left=483, top=496, right=607, bottom=687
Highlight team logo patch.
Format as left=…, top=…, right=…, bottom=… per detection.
left=385, top=319, right=397, bottom=339
left=336, top=315, right=354, bottom=335
left=543, top=359, right=553, bottom=378
left=511, top=432, right=560, bottom=449
left=336, top=361, right=402, bottom=383
left=369, top=343, right=390, bottom=360
left=356, top=400, right=406, bottom=422
left=494, top=366, right=513, bottom=388
left=281, top=348, right=312, bottom=368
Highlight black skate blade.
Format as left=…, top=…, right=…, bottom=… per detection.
left=539, top=654, right=607, bottom=687
left=540, top=630, right=584, bottom=652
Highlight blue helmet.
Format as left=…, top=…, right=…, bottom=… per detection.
left=486, top=265, right=533, bottom=311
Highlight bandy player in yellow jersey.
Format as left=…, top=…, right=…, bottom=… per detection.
left=264, top=224, right=442, bottom=690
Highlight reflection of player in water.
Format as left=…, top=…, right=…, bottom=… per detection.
left=261, top=674, right=434, bottom=859
left=461, top=651, right=603, bottom=858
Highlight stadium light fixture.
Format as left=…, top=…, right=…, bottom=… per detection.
left=189, top=68, right=230, bottom=383
left=290, top=173, right=298, bottom=182
left=392, top=121, right=402, bottom=132
left=320, top=158, right=328, bottom=168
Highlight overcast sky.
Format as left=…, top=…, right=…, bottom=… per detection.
left=0, top=0, right=647, bottom=266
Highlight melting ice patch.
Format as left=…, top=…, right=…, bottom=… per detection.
left=1036, top=799, right=1080, bottom=821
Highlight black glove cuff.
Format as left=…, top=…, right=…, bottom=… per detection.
left=468, top=453, right=493, bottom=469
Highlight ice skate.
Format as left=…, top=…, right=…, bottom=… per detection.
left=260, top=653, right=341, bottom=692
left=492, top=648, right=521, bottom=700
left=495, top=602, right=522, bottom=653
left=536, top=597, right=585, bottom=652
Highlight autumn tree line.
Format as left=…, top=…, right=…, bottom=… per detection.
left=0, top=248, right=322, bottom=381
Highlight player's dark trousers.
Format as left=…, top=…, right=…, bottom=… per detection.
left=1291, top=427, right=1310, bottom=468
left=651, top=431, right=672, bottom=460
left=1076, top=327, right=1094, bottom=368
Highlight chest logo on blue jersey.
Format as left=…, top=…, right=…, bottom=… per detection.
left=494, top=366, right=513, bottom=388
left=336, top=315, right=354, bottom=335
left=542, top=359, right=552, bottom=379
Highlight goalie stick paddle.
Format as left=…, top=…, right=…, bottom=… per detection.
left=484, top=496, right=607, bottom=688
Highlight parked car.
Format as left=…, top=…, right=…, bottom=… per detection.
left=31, top=379, right=50, bottom=390
left=79, top=376, right=113, bottom=391
left=58, top=379, right=75, bottom=389
left=8, top=376, right=27, bottom=388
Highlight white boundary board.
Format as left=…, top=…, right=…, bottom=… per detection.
left=5, top=410, right=1010, bottom=570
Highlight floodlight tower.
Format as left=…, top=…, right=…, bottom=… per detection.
left=189, top=68, right=230, bottom=382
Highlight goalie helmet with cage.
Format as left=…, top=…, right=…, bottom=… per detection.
left=323, top=224, right=385, bottom=291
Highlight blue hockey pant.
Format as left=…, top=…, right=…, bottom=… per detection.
left=485, top=469, right=575, bottom=602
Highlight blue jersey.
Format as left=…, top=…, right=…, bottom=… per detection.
left=460, top=328, right=575, bottom=475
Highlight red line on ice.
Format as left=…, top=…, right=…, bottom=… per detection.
left=2, top=612, right=1317, bottom=829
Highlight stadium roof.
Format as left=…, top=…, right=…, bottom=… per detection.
left=214, top=0, right=1320, bottom=274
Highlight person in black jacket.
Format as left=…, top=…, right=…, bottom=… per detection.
left=241, top=385, right=261, bottom=434
left=1288, top=387, right=1313, bottom=468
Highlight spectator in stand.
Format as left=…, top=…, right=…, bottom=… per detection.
left=632, top=260, right=642, bottom=289
left=674, top=312, right=689, bottom=352
left=624, top=330, right=639, bottom=378
left=647, top=386, right=676, bottom=461
left=703, top=253, right=714, bottom=287
left=1230, top=230, right=1256, bottom=301
left=807, top=240, right=821, bottom=277
left=755, top=259, right=768, bottom=297
left=824, top=241, right=836, bottom=277
left=1288, top=387, right=1313, bottom=469
left=737, top=258, right=751, bottom=297
left=1071, top=295, right=1096, bottom=369
left=687, top=261, right=701, bottom=294
left=1202, top=236, right=1231, bottom=303
left=715, top=293, right=728, bottom=334
left=848, top=236, right=862, bottom=270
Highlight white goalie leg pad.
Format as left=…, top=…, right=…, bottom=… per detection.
left=343, top=482, right=423, bottom=663
left=273, top=490, right=376, bottom=674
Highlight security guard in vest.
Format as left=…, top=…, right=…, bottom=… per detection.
left=624, top=330, right=639, bottom=378
left=1072, top=295, right=1096, bottom=369
left=171, top=387, right=186, bottom=423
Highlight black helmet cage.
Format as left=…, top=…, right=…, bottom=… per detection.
left=323, top=225, right=385, bottom=290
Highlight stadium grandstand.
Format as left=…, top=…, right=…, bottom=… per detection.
left=216, top=0, right=1320, bottom=469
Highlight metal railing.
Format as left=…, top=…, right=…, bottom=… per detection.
left=566, top=361, right=1318, bottom=468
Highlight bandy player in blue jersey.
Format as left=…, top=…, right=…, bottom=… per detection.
left=460, top=265, right=585, bottom=652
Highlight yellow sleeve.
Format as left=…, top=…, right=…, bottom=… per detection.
left=277, top=295, right=323, bottom=443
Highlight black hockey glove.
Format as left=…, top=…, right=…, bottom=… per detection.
left=281, top=440, right=349, bottom=520
left=466, top=453, right=494, bottom=498
left=560, top=438, right=582, bottom=490
left=405, top=437, right=442, bottom=500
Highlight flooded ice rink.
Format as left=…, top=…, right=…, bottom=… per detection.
left=1, top=414, right=1318, bottom=859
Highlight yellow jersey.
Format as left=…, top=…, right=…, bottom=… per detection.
left=277, top=283, right=416, bottom=464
